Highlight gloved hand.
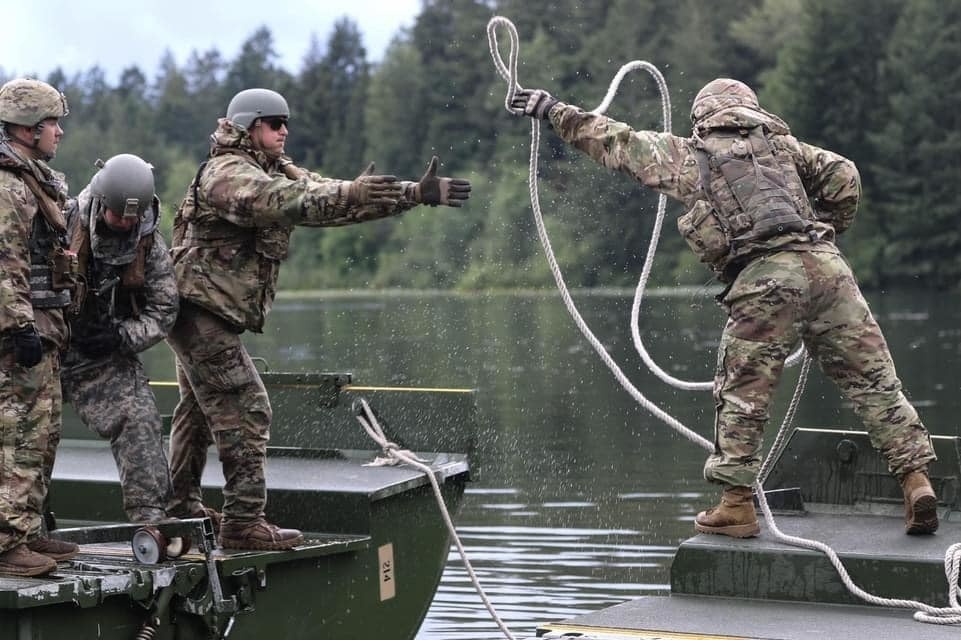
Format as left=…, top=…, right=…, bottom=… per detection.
left=9, top=325, right=43, bottom=368
left=414, top=156, right=472, bottom=207
left=347, top=162, right=403, bottom=206
left=74, top=328, right=124, bottom=359
left=510, top=88, right=559, bottom=120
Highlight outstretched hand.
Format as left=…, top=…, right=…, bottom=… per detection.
left=418, top=156, right=471, bottom=208
left=347, top=162, right=403, bottom=206
left=510, top=88, right=559, bottom=120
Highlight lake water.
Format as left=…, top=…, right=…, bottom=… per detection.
left=140, top=288, right=960, bottom=639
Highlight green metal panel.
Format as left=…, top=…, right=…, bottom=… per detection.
left=763, top=428, right=960, bottom=510
left=60, top=373, right=481, bottom=474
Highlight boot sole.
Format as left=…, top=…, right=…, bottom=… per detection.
left=219, top=534, right=305, bottom=551
left=35, top=550, right=79, bottom=561
left=906, top=494, right=939, bottom=535
left=0, top=562, right=56, bottom=577
left=694, top=521, right=760, bottom=538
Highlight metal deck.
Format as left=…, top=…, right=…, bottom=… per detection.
left=52, top=439, right=470, bottom=500
left=672, top=509, right=961, bottom=606
left=0, top=533, right=369, bottom=609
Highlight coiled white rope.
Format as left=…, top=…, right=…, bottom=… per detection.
left=487, top=13, right=961, bottom=627
left=354, top=398, right=518, bottom=640
left=487, top=15, right=712, bottom=453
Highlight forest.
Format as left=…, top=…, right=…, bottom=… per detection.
left=3, top=0, right=959, bottom=291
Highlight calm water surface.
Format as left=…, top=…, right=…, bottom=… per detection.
left=140, top=289, right=961, bottom=639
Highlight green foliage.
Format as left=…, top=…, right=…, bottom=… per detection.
left=23, top=2, right=961, bottom=291
left=869, top=0, right=961, bottom=288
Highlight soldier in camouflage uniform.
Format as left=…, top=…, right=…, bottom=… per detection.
left=167, top=88, right=472, bottom=550
left=513, top=79, right=938, bottom=537
left=0, top=78, right=80, bottom=576
left=60, top=154, right=178, bottom=523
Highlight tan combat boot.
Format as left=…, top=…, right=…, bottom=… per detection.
left=218, top=518, right=304, bottom=551
left=0, top=544, right=57, bottom=577
left=695, top=485, right=760, bottom=538
left=27, top=537, right=79, bottom=561
left=900, top=470, right=938, bottom=535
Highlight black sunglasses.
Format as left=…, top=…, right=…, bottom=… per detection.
left=260, top=117, right=288, bottom=131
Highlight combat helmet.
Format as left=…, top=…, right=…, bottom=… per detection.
left=90, top=154, right=156, bottom=222
left=689, top=78, right=789, bottom=135
left=0, top=78, right=69, bottom=127
left=226, top=88, right=289, bottom=129
left=690, top=78, right=759, bottom=125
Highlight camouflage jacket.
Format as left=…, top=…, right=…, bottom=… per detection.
left=172, top=119, right=417, bottom=332
left=547, top=103, right=860, bottom=262
left=65, top=186, right=178, bottom=363
left=0, top=138, right=69, bottom=348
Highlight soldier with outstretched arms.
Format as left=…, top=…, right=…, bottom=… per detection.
left=167, top=88, right=472, bottom=550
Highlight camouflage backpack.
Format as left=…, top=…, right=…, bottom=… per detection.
left=678, top=125, right=817, bottom=279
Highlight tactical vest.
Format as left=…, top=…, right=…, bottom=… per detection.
left=678, top=125, right=817, bottom=279
left=20, top=169, right=76, bottom=309
left=179, top=154, right=294, bottom=262
left=172, top=152, right=295, bottom=332
left=69, top=224, right=154, bottom=321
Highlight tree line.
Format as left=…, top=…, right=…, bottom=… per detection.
left=4, top=0, right=959, bottom=291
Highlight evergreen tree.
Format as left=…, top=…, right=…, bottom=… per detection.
left=182, top=49, right=228, bottom=158
left=870, top=0, right=961, bottom=288
left=290, top=18, right=370, bottom=178
left=762, top=0, right=904, bottom=284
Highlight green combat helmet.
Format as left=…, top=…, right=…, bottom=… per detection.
left=0, top=78, right=69, bottom=127
left=226, top=88, right=289, bottom=129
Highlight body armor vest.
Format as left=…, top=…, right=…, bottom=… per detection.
left=70, top=222, right=153, bottom=322
left=678, top=125, right=817, bottom=279
left=29, top=215, right=73, bottom=309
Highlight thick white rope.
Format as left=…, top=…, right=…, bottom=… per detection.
left=353, top=399, right=518, bottom=640
left=487, top=15, right=712, bottom=453
left=487, top=14, right=961, bottom=626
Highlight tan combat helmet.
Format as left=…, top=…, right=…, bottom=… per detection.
left=0, top=78, right=69, bottom=127
left=690, top=78, right=759, bottom=125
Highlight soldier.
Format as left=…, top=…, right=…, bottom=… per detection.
left=512, top=79, right=938, bottom=537
left=60, top=153, right=178, bottom=524
left=0, top=78, right=80, bottom=577
left=167, top=87, right=471, bottom=550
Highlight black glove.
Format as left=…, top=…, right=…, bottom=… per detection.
left=347, top=162, right=403, bottom=206
left=74, top=328, right=124, bottom=359
left=9, top=325, right=43, bottom=368
left=416, top=156, right=472, bottom=207
left=510, top=88, right=559, bottom=120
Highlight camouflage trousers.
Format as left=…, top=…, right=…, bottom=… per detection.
left=165, top=302, right=271, bottom=523
left=61, top=353, right=172, bottom=522
left=705, top=250, right=936, bottom=487
left=0, top=350, right=61, bottom=553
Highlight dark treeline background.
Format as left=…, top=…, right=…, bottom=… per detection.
left=3, top=0, right=959, bottom=291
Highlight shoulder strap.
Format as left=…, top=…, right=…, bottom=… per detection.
left=20, top=171, right=67, bottom=233
left=694, top=149, right=714, bottom=202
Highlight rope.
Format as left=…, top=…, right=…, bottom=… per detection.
left=755, top=487, right=961, bottom=624
left=353, top=398, right=518, bottom=640
left=487, top=15, right=712, bottom=453
left=487, top=13, right=961, bottom=627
